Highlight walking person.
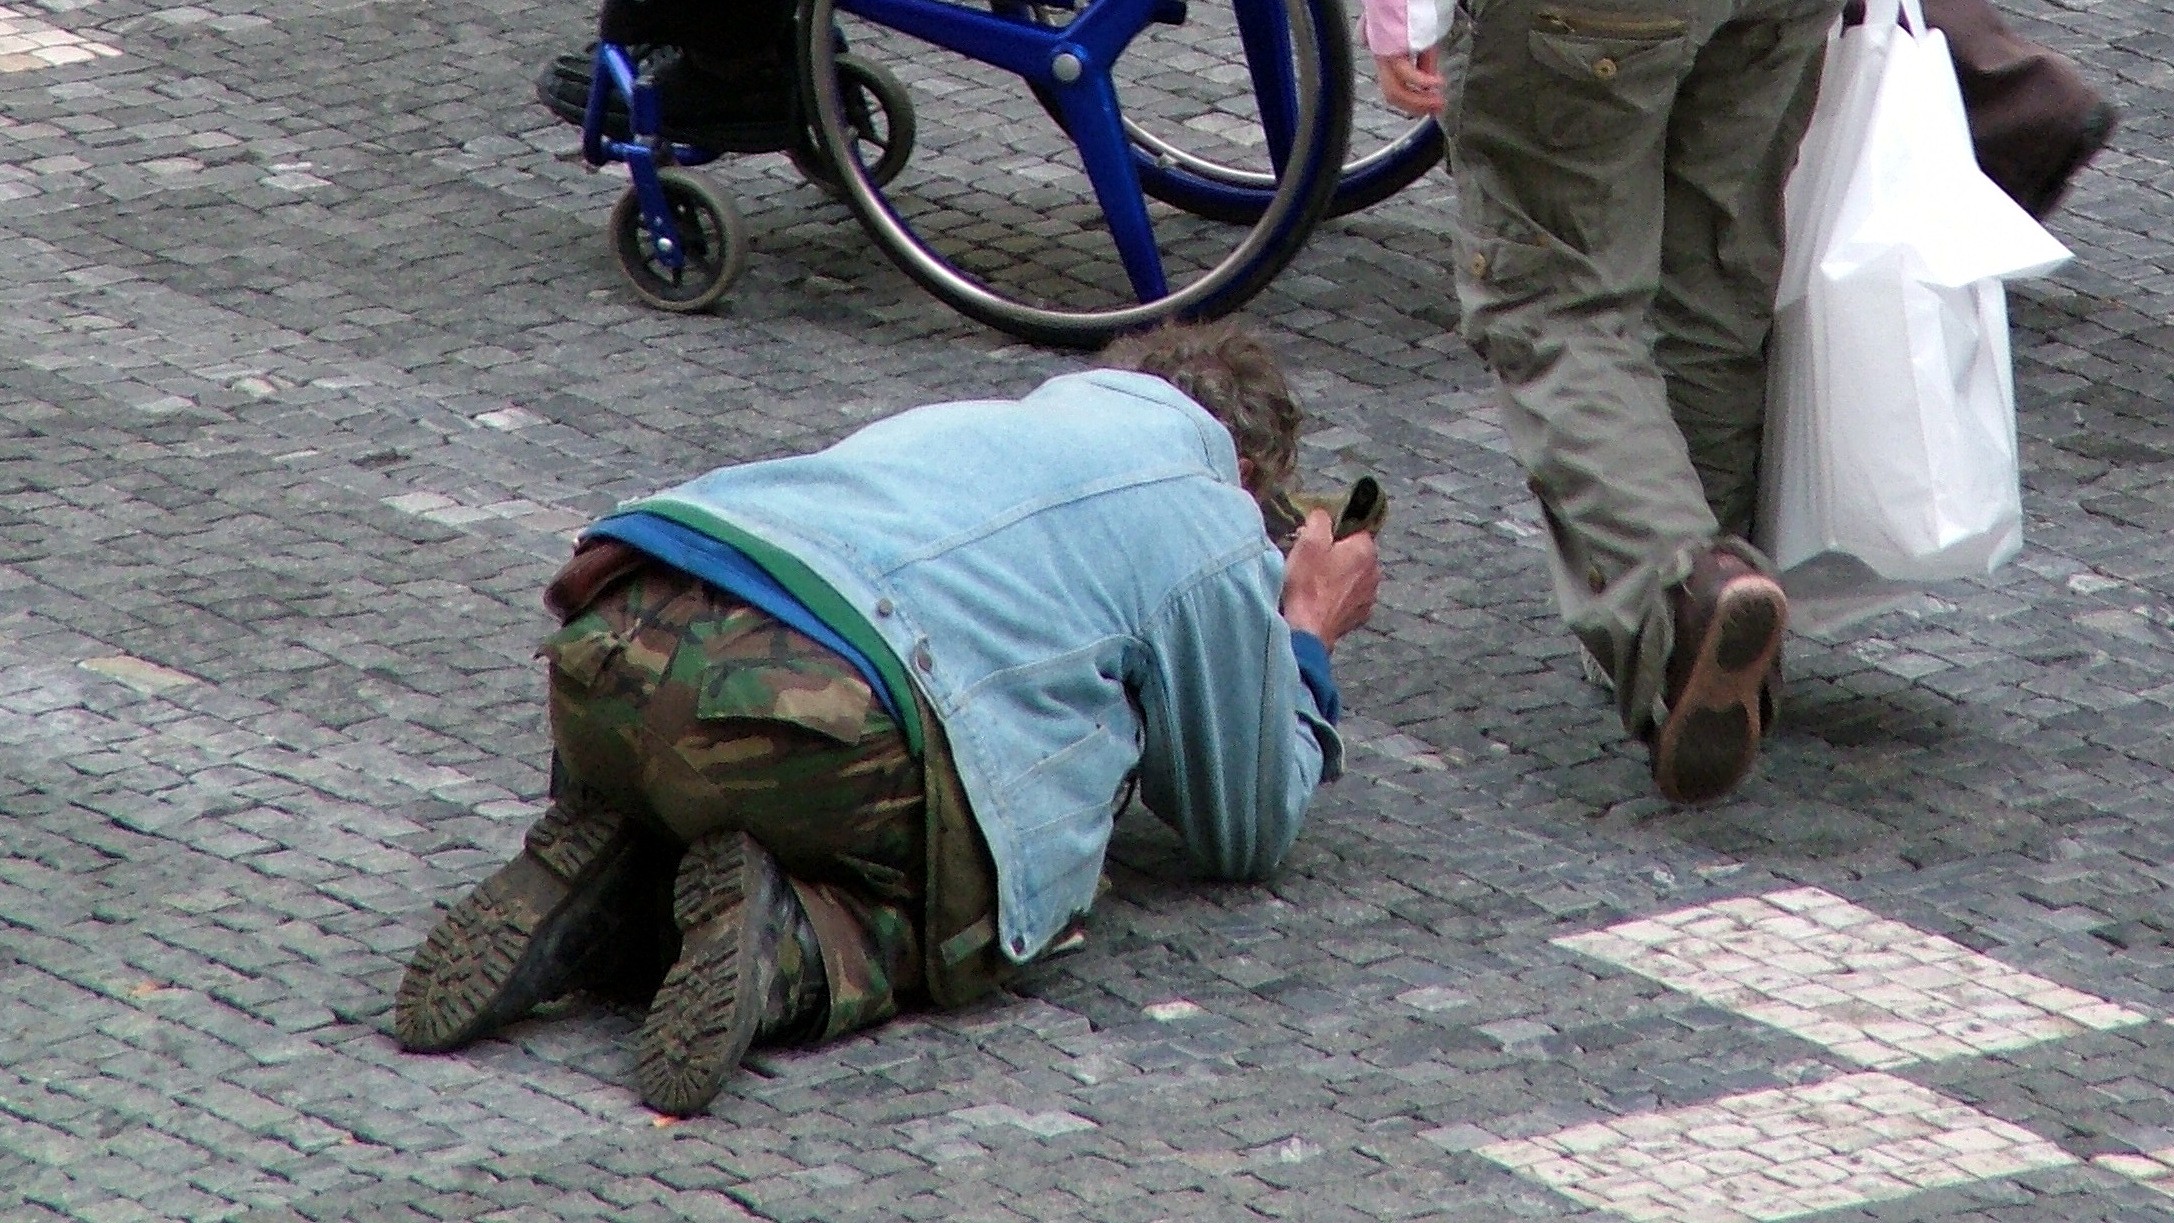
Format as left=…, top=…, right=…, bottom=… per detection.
left=1366, top=0, right=1824, bottom=802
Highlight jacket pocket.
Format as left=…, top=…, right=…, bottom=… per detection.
left=1523, top=8, right=1690, bottom=150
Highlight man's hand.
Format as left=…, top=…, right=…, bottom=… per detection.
left=1281, top=509, right=1381, bottom=650
left=1374, top=48, right=1444, bottom=117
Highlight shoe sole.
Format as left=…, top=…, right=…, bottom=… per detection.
left=393, top=805, right=636, bottom=1053
left=637, top=831, right=770, bottom=1116
left=1653, top=575, right=1787, bottom=805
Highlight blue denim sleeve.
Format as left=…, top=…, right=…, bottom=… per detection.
left=1133, top=550, right=1344, bottom=883
left=1288, top=631, right=1341, bottom=724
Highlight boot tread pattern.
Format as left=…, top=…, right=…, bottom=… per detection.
left=526, top=802, right=623, bottom=879
left=1653, top=576, right=1787, bottom=805
left=394, top=806, right=633, bottom=1053
left=639, top=832, right=762, bottom=1116
left=393, top=863, right=549, bottom=1052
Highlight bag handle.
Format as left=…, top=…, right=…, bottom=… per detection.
left=1856, top=0, right=1927, bottom=36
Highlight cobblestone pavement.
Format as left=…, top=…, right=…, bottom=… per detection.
left=4, top=0, right=2174, bottom=1215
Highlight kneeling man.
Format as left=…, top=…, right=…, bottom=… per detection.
left=393, top=323, right=1381, bottom=1115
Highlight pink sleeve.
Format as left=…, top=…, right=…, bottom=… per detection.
left=1360, top=0, right=1443, bottom=56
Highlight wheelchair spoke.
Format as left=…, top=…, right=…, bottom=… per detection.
left=1230, top=0, right=1300, bottom=175
left=797, top=0, right=1350, bottom=345
left=1054, top=76, right=1168, bottom=303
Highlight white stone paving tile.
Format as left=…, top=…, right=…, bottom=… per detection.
left=1556, top=886, right=2150, bottom=1068
left=1478, top=1072, right=2076, bottom=1223
left=0, top=5, right=119, bottom=72
left=2094, top=1150, right=2174, bottom=1201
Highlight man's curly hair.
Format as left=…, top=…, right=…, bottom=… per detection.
left=1100, top=321, right=1303, bottom=497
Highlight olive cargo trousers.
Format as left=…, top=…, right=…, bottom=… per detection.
left=1445, top=0, right=1833, bottom=733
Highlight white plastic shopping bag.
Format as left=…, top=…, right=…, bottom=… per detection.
left=1757, top=0, right=2071, bottom=609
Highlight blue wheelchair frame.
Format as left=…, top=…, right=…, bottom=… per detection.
left=581, top=44, right=729, bottom=279
left=832, top=0, right=1307, bottom=302
left=577, top=0, right=1353, bottom=341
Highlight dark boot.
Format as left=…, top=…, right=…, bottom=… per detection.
left=1650, top=546, right=1788, bottom=805
left=1921, top=0, right=2114, bottom=220
left=637, top=831, right=827, bottom=1116
left=394, top=803, right=662, bottom=1051
left=585, top=837, right=687, bottom=1008
left=535, top=43, right=799, bottom=152
left=535, top=0, right=800, bottom=154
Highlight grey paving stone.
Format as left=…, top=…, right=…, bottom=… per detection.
left=4, top=0, right=2174, bottom=1217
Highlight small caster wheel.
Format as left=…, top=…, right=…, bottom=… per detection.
left=609, top=167, right=748, bottom=312
left=790, top=53, right=916, bottom=196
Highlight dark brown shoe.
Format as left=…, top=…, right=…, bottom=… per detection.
left=1651, top=548, right=1788, bottom=804
left=2017, top=100, right=2117, bottom=221
left=394, top=803, right=658, bottom=1052
left=638, top=831, right=796, bottom=1116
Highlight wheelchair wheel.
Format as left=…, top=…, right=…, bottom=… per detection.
left=797, top=0, right=1352, bottom=349
left=790, top=53, right=917, bottom=195
left=1010, top=2, right=1444, bottom=223
left=609, top=168, right=749, bottom=312
left=1133, top=113, right=1443, bottom=223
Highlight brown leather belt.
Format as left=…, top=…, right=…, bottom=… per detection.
left=542, top=538, right=647, bottom=623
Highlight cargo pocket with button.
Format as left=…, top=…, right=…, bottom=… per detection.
left=695, top=658, right=878, bottom=745
left=1449, top=221, right=1559, bottom=378
left=1522, top=8, right=1691, bottom=150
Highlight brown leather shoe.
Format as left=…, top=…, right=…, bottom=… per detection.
left=1651, top=548, right=1788, bottom=804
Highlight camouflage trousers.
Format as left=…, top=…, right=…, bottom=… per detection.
left=538, top=562, right=930, bottom=1041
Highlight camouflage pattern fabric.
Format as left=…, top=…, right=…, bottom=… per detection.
left=915, top=692, right=1015, bottom=1011
left=788, top=877, right=922, bottom=1039
left=541, top=562, right=936, bottom=1039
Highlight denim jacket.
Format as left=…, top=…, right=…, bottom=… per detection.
left=611, top=370, right=1343, bottom=963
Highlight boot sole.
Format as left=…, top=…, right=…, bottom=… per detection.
left=637, top=831, right=770, bottom=1116
left=1653, top=575, right=1787, bottom=805
left=394, top=806, right=636, bottom=1053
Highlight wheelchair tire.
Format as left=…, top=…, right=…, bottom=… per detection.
left=1133, top=114, right=1444, bottom=224
left=796, top=0, right=1352, bottom=349
left=609, top=168, right=748, bottom=313
left=1005, top=3, right=1444, bottom=225
left=790, top=53, right=917, bottom=195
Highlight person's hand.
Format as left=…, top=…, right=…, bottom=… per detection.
left=1281, top=509, right=1381, bottom=650
left=1373, top=48, right=1443, bottom=117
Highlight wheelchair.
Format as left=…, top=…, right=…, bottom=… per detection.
left=577, top=0, right=1445, bottom=346
left=579, top=40, right=917, bottom=313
